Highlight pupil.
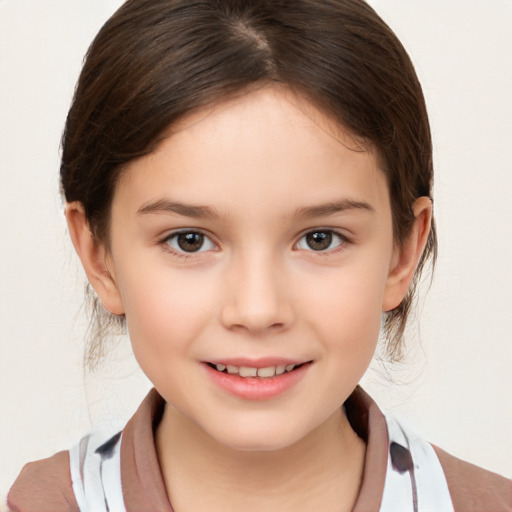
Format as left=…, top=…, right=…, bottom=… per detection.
left=177, top=232, right=204, bottom=252
left=307, top=231, right=332, bottom=251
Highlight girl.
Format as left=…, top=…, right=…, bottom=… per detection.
left=6, top=0, right=511, bottom=510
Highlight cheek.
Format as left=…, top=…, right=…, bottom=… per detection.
left=296, top=255, right=389, bottom=352
left=116, top=266, right=217, bottom=366
left=322, top=282, right=382, bottom=363
left=312, top=273, right=384, bottom=398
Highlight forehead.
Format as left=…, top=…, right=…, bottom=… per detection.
left=116, top=86, right=390, bottom=220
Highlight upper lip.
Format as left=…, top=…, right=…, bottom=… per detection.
left=204, top=357, right=312, bottom=368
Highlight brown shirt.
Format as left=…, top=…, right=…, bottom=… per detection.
left=7, top=387, right=512, bottom=512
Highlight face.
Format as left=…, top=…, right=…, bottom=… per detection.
left=106, top=87, right=399, bottom=451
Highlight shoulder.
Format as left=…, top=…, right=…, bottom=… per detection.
left=7, top=450, right=79, bottom=512
left=434, top=445, right=512, bottom=512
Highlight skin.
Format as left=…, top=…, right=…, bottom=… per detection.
left=67, top=86, right=431, bottom=512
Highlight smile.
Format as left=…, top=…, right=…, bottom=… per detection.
left=203, top=360, right=311, bottom=400
left=207, top=362, right=305, bottom=378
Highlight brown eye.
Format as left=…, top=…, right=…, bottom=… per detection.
left=165, top=231, right=215, bottom=254
left=177, top=232, right=204, bottom=252
left=306, top=231, right=332, bottom=251
left=297, top=230, right=344, bottom=252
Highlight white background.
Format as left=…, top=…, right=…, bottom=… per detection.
left=1, top=0, right=511, bottom=501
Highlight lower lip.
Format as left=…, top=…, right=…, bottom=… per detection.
left=203, top=363, right=311, bottom=401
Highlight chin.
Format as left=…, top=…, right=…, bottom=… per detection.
left=204, top=416, right=313, bottom=453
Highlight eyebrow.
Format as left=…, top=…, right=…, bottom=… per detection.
left=137, top=199, right=219, bottom=219
left=137, top=198, right=374, bottom=220
left=294, top=199, right=375, bottom=219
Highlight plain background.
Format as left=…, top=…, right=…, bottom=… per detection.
left=1, top=0, right=511, bottom=501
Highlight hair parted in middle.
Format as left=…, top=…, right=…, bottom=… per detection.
left=60, top=0, right=437, bottom=368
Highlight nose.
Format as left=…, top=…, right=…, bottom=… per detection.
left=220, top=251, right=294, bottom=334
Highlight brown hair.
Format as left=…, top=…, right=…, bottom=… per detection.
left=61, top=0, right=437, bottom=368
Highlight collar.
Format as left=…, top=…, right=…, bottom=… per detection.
left=120, top=386, right=388, bottom=512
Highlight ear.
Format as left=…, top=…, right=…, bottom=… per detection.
left=382, top=197, right=432, bottom=312
left=65, top=202, right=125, bottom=315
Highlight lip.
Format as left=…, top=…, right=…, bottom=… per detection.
left=206, top=357, right=307, bottom=368
left=203, top=360, right=312, bottom=401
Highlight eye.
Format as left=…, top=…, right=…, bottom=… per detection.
left=296, top=230, right=345, bottom=252
left=164, top=231, right=216, bottom=253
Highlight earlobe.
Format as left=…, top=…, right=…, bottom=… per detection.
left=382, top=197, right=432, bottom=312
left=65, top=202, right=125, bottom=316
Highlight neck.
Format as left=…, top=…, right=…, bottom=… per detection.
left=155, top=404, right=366, bottom=512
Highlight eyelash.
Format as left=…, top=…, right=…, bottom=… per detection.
left=159, top=228, right=350, bottom=259
left=295, top=229, right=349, bottom=255
left=160, top=230, right=217, bottom=260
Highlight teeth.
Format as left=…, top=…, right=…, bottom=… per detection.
left=276, top=365, right=286, bottom=375
left=212, top=363, right=300, bottom=378
left=239, top=366, right=257, bottom=377
left=257, top=366, right=276, bottom=378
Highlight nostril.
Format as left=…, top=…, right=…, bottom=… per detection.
left=219, top=275, right=294, bottom=333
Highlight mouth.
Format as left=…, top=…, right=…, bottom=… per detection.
left=206, top=362, right=310, bottom=378
left=203, top=360, right=312, bottom=400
